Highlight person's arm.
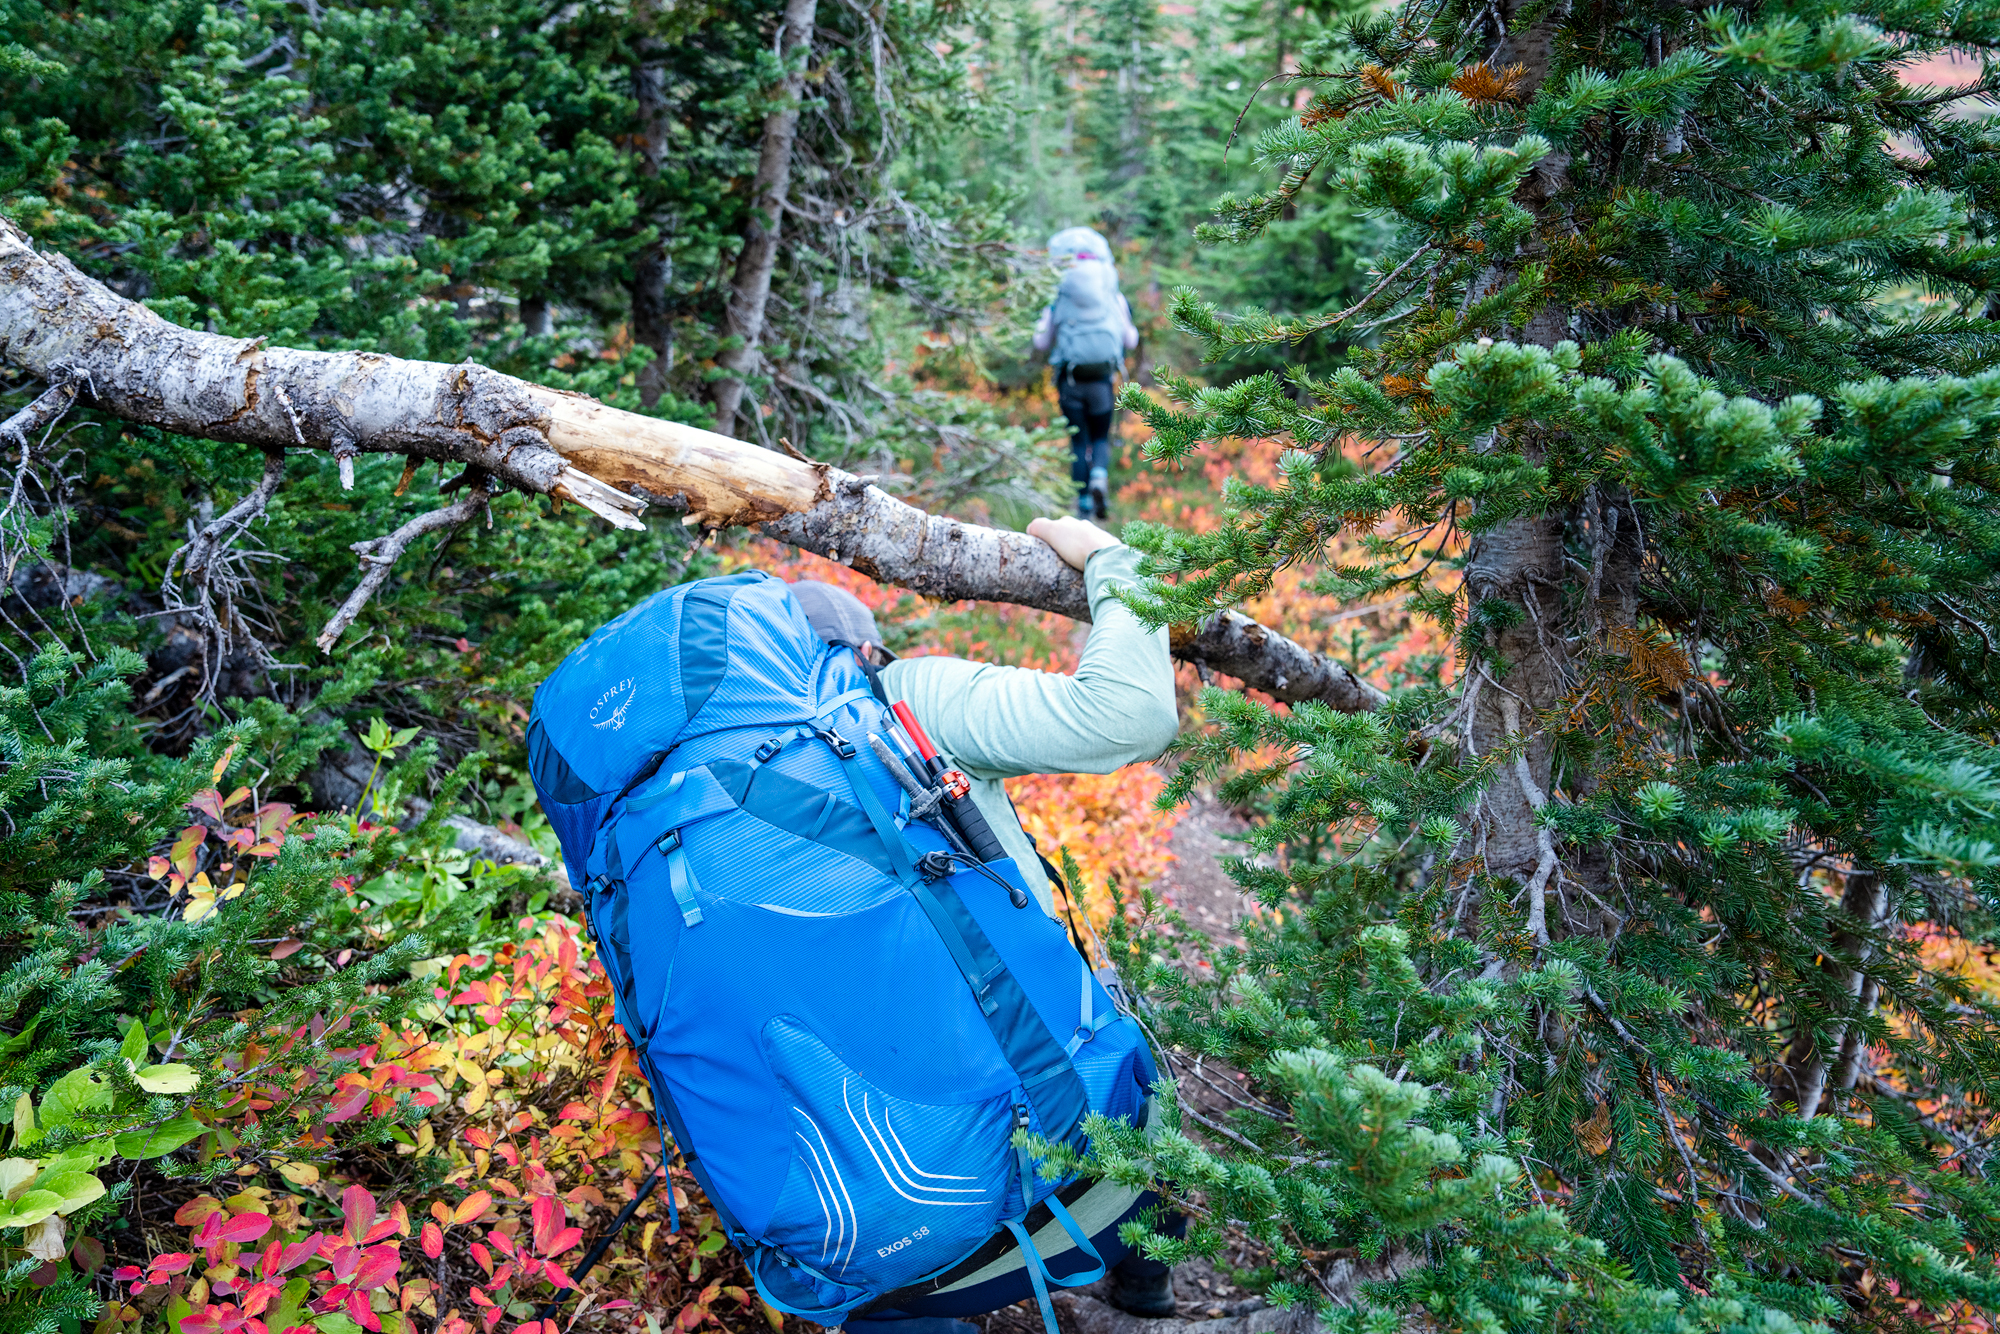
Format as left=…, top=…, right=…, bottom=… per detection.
left=1032, top=304, right=1055, bottom=354
left=1118, top=294, right=1139, bottom=351
left=880, top=527, right=1178, bottom=780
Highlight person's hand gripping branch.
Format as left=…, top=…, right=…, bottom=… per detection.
left=1026, top=515, right=1120, bottom=571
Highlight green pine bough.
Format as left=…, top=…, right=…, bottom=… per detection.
left=1085, top=0, right=2000, bottom=1328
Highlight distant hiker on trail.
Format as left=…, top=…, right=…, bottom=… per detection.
left=1034, top=227, right=1139, bottom=522
left=790, top=513, right=1182, bottom=1333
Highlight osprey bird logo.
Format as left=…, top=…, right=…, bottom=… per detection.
left=589, top=678, right=638, bottom=731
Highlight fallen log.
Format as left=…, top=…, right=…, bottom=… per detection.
left=0, top=216, right=1384, bottom=713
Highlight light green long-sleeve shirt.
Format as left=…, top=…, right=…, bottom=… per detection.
left=878, top=543, right=1179, bottom=911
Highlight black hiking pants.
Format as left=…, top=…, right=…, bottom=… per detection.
left=1058, top=372, right=1115, bottom=487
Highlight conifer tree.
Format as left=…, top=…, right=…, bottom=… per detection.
left=1105, top=0, right=2000, bottom=1327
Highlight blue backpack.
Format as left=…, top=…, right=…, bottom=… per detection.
left=527, top=571, right=1159, bottom=1328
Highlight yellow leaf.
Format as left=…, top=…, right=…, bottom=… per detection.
left=183, top=893, right=218, bottom=923
left=276, top=1161, right=320, bottom=1188
left=462, top=1079, right=488, bottom=1115
left=455, top=1057, right=484, bottom=1087
left=132, top=1062, right=200, bottom=1095
left=0, top=1158, right=35, bottom=1201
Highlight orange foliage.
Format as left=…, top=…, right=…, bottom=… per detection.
left=108, top=923, right=757, bottom=1334
left=1006, top=766, right=1180, bottom=930
left=1110, top=430, right=1455, bottom=691
left=1447, top=62, right=1529, bottom=104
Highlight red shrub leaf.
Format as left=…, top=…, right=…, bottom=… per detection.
left=176, top=1200, right=223, bottom=1232
left=345, top=1288, right=381, bottom=1332
left=420, top=1223, right=444, bottom=1260
left=276, top=1234, right=323, bottom=1274
left=220, top=1214, right=272, bottom=1246
left=353, top=1245, right=400, bottom=1291
left=239, top=1282, right=280, bottom=1317
left=530, top=1196, right=565, bottom=1255
left=325, top=1084, right=370, bottom=1124
left=325, top=1244, right=360, bottom=1283
left=341, top=1185, right=378, bottom=1246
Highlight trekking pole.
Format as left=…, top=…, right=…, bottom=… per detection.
left=534, top=1168, right=666, bottom=1325
left=888, top=703, right=1015, bottom=871
left=868, top=733, right=971, bottom=856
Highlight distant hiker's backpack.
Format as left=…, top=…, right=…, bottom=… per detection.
left=527, top=571, right=1159, bottom=1327
left=1049, top=262, right=1127, bottom=371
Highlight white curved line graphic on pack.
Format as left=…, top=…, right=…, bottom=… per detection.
left=796, top=1111, right=858, bottom=1270
left=882, top=1105, right=980, bottom=1184
left=846, top=1082, right=995, bottom=1202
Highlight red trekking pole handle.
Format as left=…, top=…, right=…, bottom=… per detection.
left=888, top=701, right=1018, bottom=891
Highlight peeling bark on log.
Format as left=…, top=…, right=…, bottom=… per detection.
left=0, top=215, right=1384, bottom=713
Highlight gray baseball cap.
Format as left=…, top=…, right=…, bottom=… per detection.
left=789, top=579, right=896, bottom=660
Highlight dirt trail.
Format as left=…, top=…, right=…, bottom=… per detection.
left=964, top=788, right=1283, bottom=1334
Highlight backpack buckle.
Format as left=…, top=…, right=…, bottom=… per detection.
left=917, top=850, right=955, bottom=881
left=584, top=874, right=612, bottom=896
left=753, top=737, right=784, bottom=763
left=656, top=828, right=683, bottom=855
left=816, top=727, right=857, bottom=759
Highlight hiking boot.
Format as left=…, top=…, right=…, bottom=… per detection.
left=1088, top=467, right=1110, bottom=521
left=1106, top=1265, right=1177, bottom=1318
left=1076, top=490, right=1094, bottom=518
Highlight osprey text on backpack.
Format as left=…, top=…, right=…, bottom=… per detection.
left=527, top=571, right=1161, bottom=1329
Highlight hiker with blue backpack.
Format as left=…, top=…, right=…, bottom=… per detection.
left=529, top=514, right=1185, bottom=1334
left=1034, top=228, right=1139, bottom=522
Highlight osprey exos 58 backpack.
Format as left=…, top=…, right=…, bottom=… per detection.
left=527, top=571, right=1159, bottom=1327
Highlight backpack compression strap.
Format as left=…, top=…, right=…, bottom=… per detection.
left=820, top=726, right=1093, bottom=1144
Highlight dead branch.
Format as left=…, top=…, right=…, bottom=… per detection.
left=0, top=374, right=78, bottom=454
left=170, top=450, right=287, bottom=587
left=0, top=215, right=1386, bottom=710
left=316, top=477, right=496, bottom=652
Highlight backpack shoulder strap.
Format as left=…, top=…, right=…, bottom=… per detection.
left=858, top=657, right=890, bottom=705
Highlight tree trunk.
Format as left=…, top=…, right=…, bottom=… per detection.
left=1776, top=869, right=1888, bottom=1120
left=632, top=29, right=674, bottom=409
left=0, top=213, right=1382, bottom=712
left=1457, top=3, right=1580, bottom=955
left=709, top=0, right=818, bottom=438
left=520, top=296, right=552, bottom=338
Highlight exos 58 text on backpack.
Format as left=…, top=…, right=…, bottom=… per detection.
left=527, top=571, right=1161, bottom=1329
